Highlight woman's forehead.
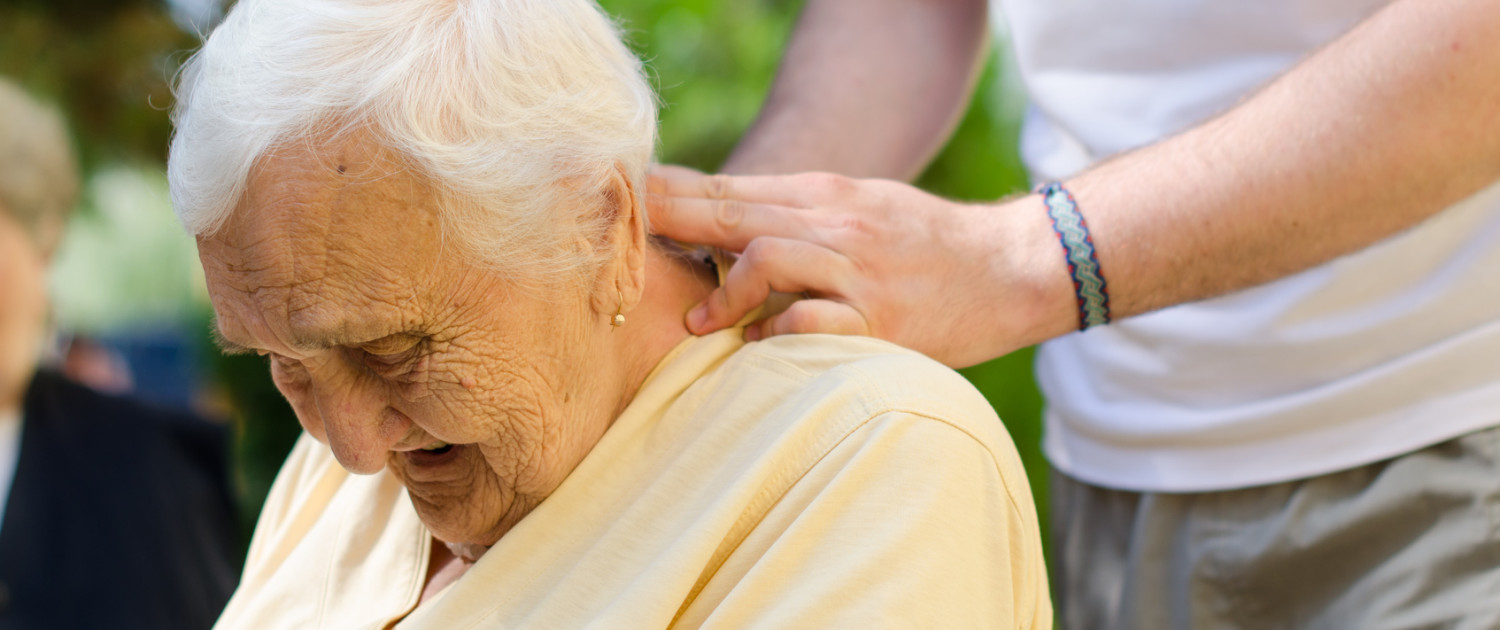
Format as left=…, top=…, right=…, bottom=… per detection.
left=198, top=145, right=447, bottom=352
left=213, top=140, right=439, bottom=270
left=205, top=259, right=428, bottom=359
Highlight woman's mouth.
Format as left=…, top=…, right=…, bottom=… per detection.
left=404, top=441, right=461, bottom=467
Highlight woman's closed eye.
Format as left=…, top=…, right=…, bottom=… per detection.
left=358, top=335, right=427, bottom=375
left=265, top=352, right=311, bottom=389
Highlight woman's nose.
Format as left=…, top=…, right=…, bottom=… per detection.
left=309, top=367, right=411, bottom=475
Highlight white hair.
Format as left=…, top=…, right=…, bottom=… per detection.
left=168, top=0, right=657, bottom=278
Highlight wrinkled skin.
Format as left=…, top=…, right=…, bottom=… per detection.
left=0, top=213, right=50, bottom=415
left=198, top=133, right=699, bottom=550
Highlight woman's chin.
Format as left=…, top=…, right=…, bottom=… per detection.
left=407, top=492, right=508, bottom=550
left=425, top=517, right=505, bottom=552
left=394, top=445, right=516, bottom=549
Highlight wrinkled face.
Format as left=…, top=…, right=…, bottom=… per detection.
left=0, top=213, right=49, bottom=412
left=198, top=136, right=622, bottom=546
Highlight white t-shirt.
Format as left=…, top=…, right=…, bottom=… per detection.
left=995, top=0, right=1500, bottom=492
left=0, top=407, right=22, bottom=537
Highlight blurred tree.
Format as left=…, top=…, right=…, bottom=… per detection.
left=0, top=0, right=194, bottom=168
left=602, top=0, right=803, bottom=171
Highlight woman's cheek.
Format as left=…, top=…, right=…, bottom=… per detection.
left=392, top=357, right=436, bottom=402
left=413, top=373, right=499, bottom=444
left=413, top=390, right=484, bottom=443
left=417, top=346, right=531, bottom=444
left=271, top=362, right=327, bottom=441
left=285, top=394, right=327, bottom=442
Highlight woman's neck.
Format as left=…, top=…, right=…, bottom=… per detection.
left=416, top=247, right=718, bottom=601
left=607, top=246, right=718, bottom=418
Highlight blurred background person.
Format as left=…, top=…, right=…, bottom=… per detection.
left=0, top=78, right=239, bottom=630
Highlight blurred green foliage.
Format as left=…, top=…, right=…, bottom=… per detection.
left=10, top=0, right=1048, bottom=552
left=0, top=0, right=194, bottom=169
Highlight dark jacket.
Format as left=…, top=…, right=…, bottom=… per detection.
left=0, top=371, right=240, bottom=630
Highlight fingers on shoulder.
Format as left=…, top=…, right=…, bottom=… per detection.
left=728, top=236, right=853, bottom=299
left=751, top=300, right=867, bottom=341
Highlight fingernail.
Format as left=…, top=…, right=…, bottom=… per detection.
left=745, top=326, right=762, bottom=342
left=687, top=304, right=708, bottom=331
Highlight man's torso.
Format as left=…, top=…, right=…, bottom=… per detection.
left=994, top=0, right=1500, bottom=491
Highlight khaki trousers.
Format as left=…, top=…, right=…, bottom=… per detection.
left=1051, top=426, right=1500, bottom=629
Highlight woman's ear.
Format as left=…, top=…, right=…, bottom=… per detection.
left=589, top=164, right=647, bottom=318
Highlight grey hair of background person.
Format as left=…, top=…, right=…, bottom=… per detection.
left=168, top=0, right=658, bottom=281
left=0, top=78, right=79, bottom=258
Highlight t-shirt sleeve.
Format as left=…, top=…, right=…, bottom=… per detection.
left=694, top=411, right=1052, bottom=629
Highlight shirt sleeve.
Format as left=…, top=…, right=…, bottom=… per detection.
left=693, top=411, right=1052, bottom=629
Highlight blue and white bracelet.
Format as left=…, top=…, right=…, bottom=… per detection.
left=1039, top=182, right=1111, bottom=330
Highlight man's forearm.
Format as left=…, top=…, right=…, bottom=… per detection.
left=723, top=0, right=990, bottom=179
left=643, top=0, right=1500, bottom=366
left=1007, top=0, right=1500, bottom=339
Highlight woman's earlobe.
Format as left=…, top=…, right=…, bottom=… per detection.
left=611, top=289, right=626, bottom=330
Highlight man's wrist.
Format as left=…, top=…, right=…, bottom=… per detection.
left=1039, top=182, right=1112, bottom=330
left=983, top=194, right=1084, bottom=354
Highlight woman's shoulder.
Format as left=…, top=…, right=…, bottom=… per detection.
left=665, top=335, right=1049, bottom=627
left=722, top=333, right=1007, bottom=439
left=681, top=332, right=1027, bottom=502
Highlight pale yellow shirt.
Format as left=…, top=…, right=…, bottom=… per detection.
left=215, top=331, right=1052, bottom=629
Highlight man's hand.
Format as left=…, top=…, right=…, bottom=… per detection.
left=653, top=0, right=1500, bottom=370
left=647, top=166, right=1074, bottom=368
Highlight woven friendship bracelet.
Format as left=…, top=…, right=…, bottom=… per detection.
left=1039, top=182, right=1111, bottom=330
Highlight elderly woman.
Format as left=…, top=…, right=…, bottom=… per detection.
left=172, top=0, right=1050, bottom=627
